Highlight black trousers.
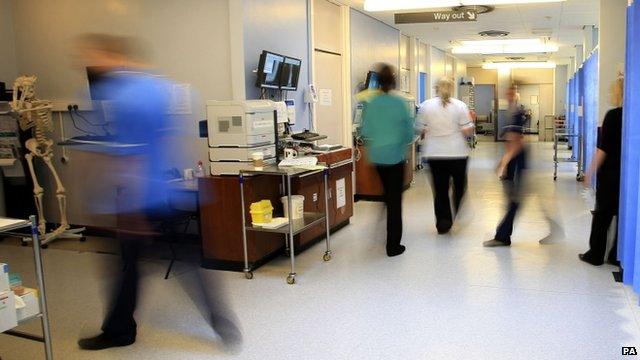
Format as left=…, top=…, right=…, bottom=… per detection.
left=584, top=185, right=619, bottom=263
left=101, top=213, right=151, bottom=339
left=427, top=158, right=469, bottom=232
left=376, top=162, right=405, bottom=251
left=495, top=150, right=527, bottom=242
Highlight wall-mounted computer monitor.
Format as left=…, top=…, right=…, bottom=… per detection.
left=365, top=71, right=379, bottom=90
left=256, top=51, right=285, bottom=89
left=280, top=56, right=302, bottom=91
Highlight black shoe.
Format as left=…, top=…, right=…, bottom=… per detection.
left=387, top=245, right=406, bottom=257
left=437, top=228, right=451, bottom=235
left=483, top=239, right=511, bottom=247
left=578, top=253, right=603, bottom=266
left=78, top=333, right=135, bottom=350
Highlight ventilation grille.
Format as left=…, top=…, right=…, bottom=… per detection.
left=452, top=5, right=494, bottom=14
left=478, top=30, right=510, bottom=37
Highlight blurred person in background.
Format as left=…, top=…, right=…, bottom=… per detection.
left=483, top=86, right=528, bottom=247
left=73, top=33, right=241, bottom=351
left=417, top=77, right=474, bottom=235
left=483, top=85, right=564, bottom=248
left=579, top=75, right=625, bottom=266
left=360, top=64, right=414, bottom=257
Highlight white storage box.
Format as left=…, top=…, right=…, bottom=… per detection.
left=0, top=263, right=9, bottom=293
left=0, top=290, right=17, bottom=332
left=16, top=288, right=39, bottom=322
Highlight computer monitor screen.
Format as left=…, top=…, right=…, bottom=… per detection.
left=256, top=51, right=284, bottom=89
left=365, top=71, right=379, bottom=90
left=280, top=57, right=301, bottom=91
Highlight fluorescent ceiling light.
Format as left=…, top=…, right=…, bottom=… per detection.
left=452, top=39, right=558, bottom=54
left=482, top=62, right=557, bottom=69
left=364, top=0, right=566, bottom=12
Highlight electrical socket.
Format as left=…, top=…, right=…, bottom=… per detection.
left=51, top=100, right=93, bottom=112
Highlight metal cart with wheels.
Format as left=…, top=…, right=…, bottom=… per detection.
left=553, top=123, right=583, bottom=181
left=1, top=215, right=53, bottom=360
left=238, top=165, right=332, bottom=285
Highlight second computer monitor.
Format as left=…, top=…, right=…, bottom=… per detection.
left=280, top=56, right=301, bottom=91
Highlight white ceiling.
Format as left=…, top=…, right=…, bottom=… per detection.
left=341, top=0, right=599, bottom=66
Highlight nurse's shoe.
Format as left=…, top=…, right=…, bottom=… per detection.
left=578, top=253, right=603, bottom=266
left=78, top=333, right=135, bottom=350
left=483, top=239, right=511, bottom=247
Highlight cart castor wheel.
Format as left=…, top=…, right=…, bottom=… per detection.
left=323, top=253, right=332, bottom=262
left=79, top=237, right=87, bottom=242
left=244, top=271, right=253, bottom=280
left=577, top=174, right=585, bottom=182
left=286, top=275, right=295, bottom=285
left=553, top=176, right=557, bottom=181
left=41, top=244, right=48, bottom=249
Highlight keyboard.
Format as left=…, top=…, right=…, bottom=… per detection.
left=278, top=156, right=318, bottom=168
left=292, top=131, right=320, bottom=140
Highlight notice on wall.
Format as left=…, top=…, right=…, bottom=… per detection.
left=169, top=83, right=192, bottom=115
left=336, top=178, right=346, bottom=209
left=319, top=89, right=332, bottom=106
left=498, top=99, right=509, bottom=110
left=578, top=105, right=584, bottom=117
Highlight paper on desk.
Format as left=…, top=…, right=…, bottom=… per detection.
left=336, top=178, right=346, bottom=209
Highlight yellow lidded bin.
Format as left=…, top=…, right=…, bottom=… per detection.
left=250, top=200, right=274, bottom=224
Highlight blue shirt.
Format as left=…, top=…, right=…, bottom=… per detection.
left=94, top=70, right=175, bottom=213
left=360, top=93, right=414, bottom=165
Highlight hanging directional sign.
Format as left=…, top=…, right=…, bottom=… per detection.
left=395, top=10, right=478, bottom=24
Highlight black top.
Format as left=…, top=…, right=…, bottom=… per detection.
left=500, top=106, right=527, bottom=137
left=595, top=107, right=623, bottom=213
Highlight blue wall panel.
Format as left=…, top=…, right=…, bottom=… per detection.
left=582, top=51, right=599, bottom=180
left=619, top=1, right=640, bottom=290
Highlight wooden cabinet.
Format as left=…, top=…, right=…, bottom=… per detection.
left=199, top=175, right=284, bottom=271
left=355, top=140, right=417, bottom=201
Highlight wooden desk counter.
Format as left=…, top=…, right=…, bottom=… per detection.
left=355, top=138, right=418, bottom=201
left=199, top=148, right=353, bottom=271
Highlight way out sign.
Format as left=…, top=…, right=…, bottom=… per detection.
left=395, top=10, right=478, bottom=24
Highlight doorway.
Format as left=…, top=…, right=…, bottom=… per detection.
left=474, top=84, right=496, bottom=141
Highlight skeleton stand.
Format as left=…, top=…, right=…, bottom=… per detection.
left=11, top=76, right=85, bottom=247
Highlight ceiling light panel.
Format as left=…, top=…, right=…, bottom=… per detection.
left=482, top=61, right=557, bottom=69
left=364, top=0, right=567, bottom=12
left=452, top=39, right=559, bottom=54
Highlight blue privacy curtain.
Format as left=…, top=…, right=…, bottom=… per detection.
left=577, top=67, right=585, bottom=169
left=582, top=51, right=599, bottom=178
left=573, top=75, right=580, bottom=156
left=619, top=1, right=640, bottom=292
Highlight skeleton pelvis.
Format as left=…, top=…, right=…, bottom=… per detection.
left=25, top=138, right=53, bottom=157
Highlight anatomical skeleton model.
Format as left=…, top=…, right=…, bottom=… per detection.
left=11, top=76, right=84, bottom=245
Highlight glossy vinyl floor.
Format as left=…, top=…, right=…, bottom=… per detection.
left=1, top=142, right=637, bottom=360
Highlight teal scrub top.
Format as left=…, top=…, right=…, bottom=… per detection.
left=360, top=93, right=414, bottom=165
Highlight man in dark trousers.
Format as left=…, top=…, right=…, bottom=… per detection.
left=484, top=86, right=528, bottom=247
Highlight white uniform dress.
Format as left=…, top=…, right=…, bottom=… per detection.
left=417, top=97, right=474, bottom=159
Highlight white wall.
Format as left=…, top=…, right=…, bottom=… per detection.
left=598, top=0, right=626, bottom=124
left=555, top=65, right=568, bottom=116
left=8, top=0, right=233, bottom=227
left=349, top=9, right=399, bottom=109
left=243, top=0, right=310, bottom=130
left=0, top=0, right=17, bottom=84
